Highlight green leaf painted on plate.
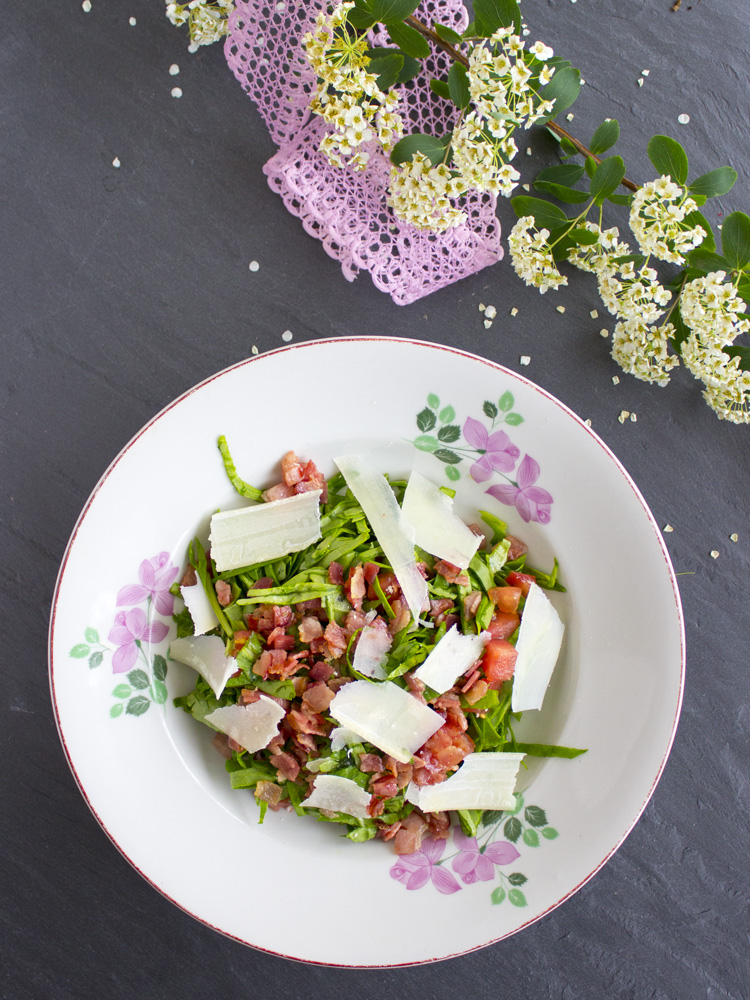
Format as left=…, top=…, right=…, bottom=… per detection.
left=491, top=885, right=506, bottom=905
left=70, top=644, right=90, bottom=659
left=84, top=627, right=100, bottom=644
left=508, top=888, right=527, bottom=907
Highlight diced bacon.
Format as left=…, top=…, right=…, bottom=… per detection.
left=460, top=668, right=481, bottom=694
left=363, top=562, right=380, bottom=584
left=309, top=661, right=333, bottom=682
left=227, top=736, right=243, bottom=752
left=368, top=796, right=386, bottom=819
left=443, top=614, right=460, bottom=631
left=255, top=606, right=276, bottom=634
left=294, top=731, right=318, bottom=755
left=378, top=572, right=400, bottom=598
left=288, top=708, right=329, bottom=736
left=394, top=811, right=428, bottom=855
left=432, top=692, right=469, bottom=732
left=215, top=579, right=232, bottom=606
left=298, top=617, right=323, bottom=642
left=262, top=482, right=295, bottom=502
left=377, top=819, right=401, bottom=841
left=423, top=810, right=451, bottom=839
left=468, top=523, right=487, bottom=549
left=345, top=564, right=366, bottom=610
left=463, top=590, right=482, bottom=618
left=211, top=731, right=234, bottom=760
left=384, top=756, right=414, bottom=790
left=434, top=560, right=470, bottom=586
left=233, top=629, right=252, bottom=653
left=292, top=675, right=308, bottom=698
left=506, top=535, right=528, bottom=561
left=254, top=780, right=283, bottom=807
left=238, top=688, right=262, bottom=705
left=252, top=577, right=275, bottom=590
left=266, top=733, right=285, bottom=752
left=296, top=598, right=322, bottom=614
left=416, top=561, right=429, bottom=580
left=328, top=561, right=344, bottom=585
left=266, top=627, right=295, bottom=651
left=388, top=599, right=411, bottom=636
left=181, top=565, right=197, bottom=587
left=323, top=622, right=348, bottom=658
left=273, top=605, right=293, bottom=628
left=405, top=673, right=427, bottom=704
left=359, top=753, right=384, bottom=773
left=295, top=459, right=328, bottom=502
left=345, top=609, right=369, bottom=634
left=429, top=599, right=454, bottom=618
left=463, top=677, right=489, bottom=705
left=370, top=774, right=399, bottom=798
left=302, top=682, right=336, bottom=714
left=328, top=675, right=353, bottom=692
left=413, top=724, right=474, bottom=785
left=281, top=450, right=303, bottom=486
left=272, top=752, right=300, bottom=782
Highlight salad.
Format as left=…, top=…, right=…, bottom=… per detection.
left=170, top=440, right=583, bottom=855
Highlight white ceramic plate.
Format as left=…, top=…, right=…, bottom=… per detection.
left=49, top=338, right=684, bottom=966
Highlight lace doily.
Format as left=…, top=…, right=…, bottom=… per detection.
left=225, top=0, right=503, bottom=304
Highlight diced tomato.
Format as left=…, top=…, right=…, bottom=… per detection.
left=506, top=571, right=536, bottom=596
left=482, top=638, right=518, bottom=687
left=487, top=585, right=522, bottom=613
left=486, top=609, right=520, bottom=639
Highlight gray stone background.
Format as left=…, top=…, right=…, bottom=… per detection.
left=2, top=1, right=749, bottom=997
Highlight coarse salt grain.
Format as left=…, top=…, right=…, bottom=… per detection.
left=566, top=113, right=574, bottom=121
left=590, top=309, right=599, bottom=319
left=638, top=78, right=644, bottom=87
left=82, top=0, right=91, bottom=10
left=642, top=69, right=650, bottom=76
left=510, top=307, right=518, bottom=317
left=730, top=533, right=739, bottom=542
left=600, top=329, right=609, bottom=338
left=248, top=260, right=260, bottom=272
left=129, top=17, right=137, bottom=25
left=112, top=157, right=121, bottom=169
left=169, top=64, right=180, bottom=76
left=710, top=550, right=720, bottom=559
left=584, top=418, right=592, bottom=427
left=251, top=345, right=259, bottom=355
left=556, top=305, right=565, bottom=314
left=171, top=87, right=183, bottom=98
left=483, top=319, right=493, bottom=329
left=478, top=303, right=485, bottom=312
left=485, top=305, right=497, bottom=320
left=612, top=376, right=620, bottom=385
left=618, top=410, right=630, bottom=423
left=520, top=356, right=531, bottom=366
left=188, top=42, right=199, bottom=53
left=630, top=413, right=637, bottom=422
left=663, top=524, right=674, bottom=533
left=522, top=27, right=530, bottom=35
left=276, top=1, right=286, bottom=9
left=522, top=183, right=530, bottom=191
left=282, top=330, right=293, bottom=342
left=526, top=147, right=532, bottom=156
left=678, top=113, right=690, bottom=125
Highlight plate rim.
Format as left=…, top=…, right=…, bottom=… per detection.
left=48, top=335, right=686, bottom=966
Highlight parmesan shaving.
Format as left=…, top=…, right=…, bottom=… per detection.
left=511, top=583, right=565, bottom=713
left=302, top=774, right=371, bottom=819
left=329, top=680, right=444, bottom=764
left=352, top=625, right=391, bottom=679
left=329, top=727, right=365, bottom=752
left=204, top=698, right=285, bottom=753
left=405, top=752, right=524, bottom=812
left=209, top=490, right=322, bottom=572
left=334, top=455, right=427, bottom=624
left=401, top=470, right=481, bottom=570
left=180, top=583, right=219, bottom=636
left=169, top=634, right=236, bottom=698
left=413, top=625, right=488, bottom=694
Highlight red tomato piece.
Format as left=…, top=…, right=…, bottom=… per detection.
left=482, top=638, right=518, bottom=687
left=506, top=571, right=537, bottom=596
left=486, top=609, right=520, bottom=639
left=487, top=585, right=522, bottom=613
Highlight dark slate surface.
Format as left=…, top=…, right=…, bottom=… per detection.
left=3, top=1, right=749, bottom=997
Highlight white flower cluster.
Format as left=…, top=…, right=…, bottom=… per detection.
left=508, top=216, right=568, bottom=293
left=166, top=0, right=233, bottom=46
left=629, top=175, right=706, bottom=264
left=451, top=112, right=520, bottom=197
left=303, top=3, right=404, bottom=171
left=611, top=318, right=680, bottom=386
left=679, top=271, right=750, bottom=422
left=598, top=260, right=672, bottom=324
left=468, top=28, right=555, bottom=131
left=567, top=222, right=630, bottom=275
left=387, top=153, right=469, bottom=232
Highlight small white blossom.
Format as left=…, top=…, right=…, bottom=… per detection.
left=388, top=154, right=468, bottom=232
left=567, top=222, right=630, bottom=275
left=629, top=175, right=705, bottom=264
left=508, top=217, right=568, bottom=294
left=598, top=261, right=672, bottom=324
left=611, top=318, right=680, bottom=386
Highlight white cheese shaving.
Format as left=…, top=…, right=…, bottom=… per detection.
left=511, top=583, right=565, bottom=712
left=302, top=774, right=371, bottom=819
left=413, top=625, right=489, bottom=694
left=329, top=680, right=444, bottom=764
left=405, top=752, right=524, bottom=812
left=334, top=455, right=428, bottom=624
left=169, top=635, right=236, bottom=698
left=180, top=583, right=219, bottom=636
left=352, top=625, right=391, bottom=679
left=209, top=490, right=322, bottom=572
left=204, top=698, right=285, bottom=753
left=401, top=470, right=480, bottom=570
left=330, top=726, right=366, bottom=752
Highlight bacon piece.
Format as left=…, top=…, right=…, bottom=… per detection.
left=377, top=819, right=401, bottom=842
left=295, top=459, right=328, bottom=502
left=413, top=724, right=474, bottom=785
left=294, top=731, right=318, bottom=755
left=393, top=811, right=428, bottom=855
left=252, top=577, right=274, bottom=590
left=328, top=561, right=344, bottom=585
left=296, top=598, right=322, bottom=614
left=292, top=675, right=309, bottom=698
left=272, top=751, right=300, bottom=783
left=328, top=675, right=353, bottom=692
left=359, top=753, right=384, bottom=773
left=255, top=781, right=283, bottom=807
left=405, top=673, right=427, bottom=705
left=363, top=562, right=380, bottom=584
left=273, top=605, right=293, bottom=629
left=344, top=609, right=369, bottom=634
left=345, top=564, right=366, bottom=610
left=281, top=450, right=303, bottom=486
left=232, top=629, right=252, bottom=653
left=262, top=482, right=295, bottom=502
left=370, top=774, right=399, bottom=798
left=468, top=523, right=487, bottom=549
left=215, top=580, right=232, bottom=606
left=424, top=810, right=451, bottom=840
left=227, top=736, right=243, bottom=753
left=434, top=560, right=470, bottom=586
left=368, top=796, right=386, bottom=819
left=323, top=622, right=348, bottom=659
left=309, top=660, right=333, bottom=682
left=288, top=707, right=328, bottom=736
left=388, top=599, right=411, bottom=636
left=238, top=688, right=262, bottom=705
left=298, top=616, right=323, bottom=642
left=432, top=691, right=469, bottom=732
left=181, top=565, right=197, bottom=587
left=506, top=535, right=528, bottom=561
left=463, top=590, right=482, bottom=618
left=211, top=731, right=234, bottom=760
left=302, top=682, right=336, bottom=714
left=267, top=628, right=295, bottom=651
left=429, top=599, right=454, bottom=618
left=463, top=677, right=489, bottom=705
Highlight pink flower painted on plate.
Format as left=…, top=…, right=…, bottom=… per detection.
left=463, top=417, right=520, bottom=483
left=108, top=608, right=169, bottom=673
left=389, top=837, right=461, bottom=894
left=486, top=454, right=553, bottom=524
left=451, top=828, right=520, bottom=885
left=116, top=551, right=179, bottom=615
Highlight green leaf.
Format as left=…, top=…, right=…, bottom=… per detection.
left=473, top=0, right=521, bottom=36
left=349, top=0, right=377, bottom=29
left=434, top=22, right=462, bottom=43
left=589, top=119, right=620, bottom=155
left=437, top=424, right=461, bottom=443
left=481, top=809, right=503, bottom=826
left=542, top=827, right=560, bottom=840
left=721, top=211, right=750, bottom=270
left=684, top=210, right=715, bottom=252
left=567, top=227, right=600, bottom=246
left=439, top=405, right=455, bottom=423
left=88, top=651, right=103, bottom=670
left=491, top=886, right=507, bottom=905
left=539, top=66, right=581, bottom=122
left=535, top=163, right=585, bottom=186
left=414, top=434, right=440, bottom=452
left=70, top=643, right=90, bottom=659
left=109, top=703, right=124, bottom=719
left=510, top=195, right=568, bottom=231
left=508, top=872, right=528, bottom=886
left=128, top=669, right=150, bottom=691
left=84, top=627, right=100, bottom=643
left=369, top=0, right=420, bottom=22
left=522, top=828, right=540, bottom=847
left=686, top=248, right=728, bottom=274
left=590, top=155, right=626, bottom=204
left=152, top=680, right=168, bottom=704
left=429, top=78, right=451, bottom=100
left=647, top=135, right=689, bottom=185
left=395, top=53, right=421, bottom=85
left=498, top=390, right=514, bottom=412
left=366, top=50, right=404, bottom=90
left=504, top=413, right=524, bottom=426
left=113, top=684, right=132, bottom=699
left=387, top=20, right=431, bottom=58
left=524, top=805, right=547, bottom=827
left=434, top=448, right=462, bottom=464
left=391, top=132, right=451, bottom=167
left=445, top=466, right=461, bottom=482
left=608, top=193, right=633, bottom=206
left=723, top=345, right=750, bottom=371
left=427, top=393, right=440, bottom=408
left=689, top=166, right=737, bottom=199
left=533, top=181, right=590, bottom=205
left=483, top=400, right=498, bottom=419
left=508, top=888, right=527, bottom=907
left=126, top=695, right=151, bottom=717
left=671, top=307, right=691, bottom=352
left=447, top=62, right=471, bottom=109
left=152, top=653, right=168, bottom=682
left=416, top=407, right=437, bottom=432
left=504, top=816, right=522, bottom=842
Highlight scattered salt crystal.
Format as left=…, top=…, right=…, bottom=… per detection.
left=82, top=0, right=91, bottom=10
left=520, top=356, right=531, bottom=366
left=129, top=16, right=137, bottom=25
left=580, top=79, right=586, bottom=85
left=590, top=309, right=599, bottom=319
left=600, top=328, right=609, bottom=338
left=251, top=345, right=259, bottom=355
left=663, top=524, right=674, bottom=533
left=717, top=224, right=723, bottom=230
left=248, top=260, right=260, bottom=272
left=523, top=28, right=530, bottom=36
left=618, top=410, right=630, bottom=423
left=188, top=42, right=199, bottom=53
left=282, top=330, right=293, bottom=342
left=485, top=305, right=497, bottom=320
left=276, top=0, right=286, bottom=9
left=678, top=113, right=690, bottom=125
left=556, top=305, right=566, bottom=314
left=584, top=418, right=592, bottom=427
left=642, top=69, right=650, bottom=76
left=169, top=64, right=180, bottom=76
left=638, top=78, right=644, bottom=87
left=630, top=412, right=637, bottom=422
left=612, top=376, right=620, bottom=385
left=510, top=307, right=519, bottom=317
left=171, top=87, right=183, bottom=98
left=478, top=303, right=486, bottom=312
left=730, top=533, right=739, bottom=542
left=522, top=183, right=530, bottom=191
left=566, top=113, right=574, bottom=121
left=483, top=319, right=493, bottom=329
left=526, top=147, right=532, bottom=156
left=112, top=157, right=121, bottom=169
left=710, top=550, right=720, bottom=559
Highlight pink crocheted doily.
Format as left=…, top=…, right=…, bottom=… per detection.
left=225, top=0, right=503, bottom=305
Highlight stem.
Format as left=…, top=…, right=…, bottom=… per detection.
left=405, top=16, right=640, bottom=194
